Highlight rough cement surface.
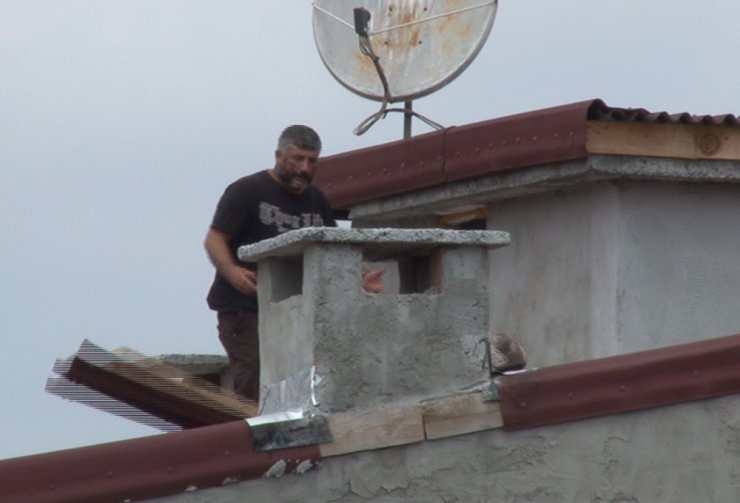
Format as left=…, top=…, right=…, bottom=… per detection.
left=153, top=165, right=740, bottom=501
left=145, top=395, right=740, bottom=502
left=258, top=293, right=312, bottom=387
left=312, top=292, right=490, bottom=411
left=487, top=179, right=740, bottom=366
left=238, top=227, right=510, bottom=261
left=255, top=229, right=501, bottom=413
left=348, top=156, right=740, bottom=222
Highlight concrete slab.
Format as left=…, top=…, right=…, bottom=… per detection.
left=238, top=227, right=510, bottom=262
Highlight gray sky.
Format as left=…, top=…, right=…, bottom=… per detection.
left=1, top=0, right=739, bottom=459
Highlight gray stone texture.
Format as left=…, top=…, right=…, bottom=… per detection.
left=149, top=395, right=740, bottom=503
left=347, top=156, right=740, bottom=367
left=148, top=156, right=740, bottom=502
left=486, top=179, right=740, bottom=367
left=238, top=228, right=510, bottom=414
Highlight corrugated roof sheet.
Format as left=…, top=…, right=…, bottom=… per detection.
left=587, top=99, right=740, bottom=126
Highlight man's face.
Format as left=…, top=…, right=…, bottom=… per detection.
left=273, top=144, right=319, bottom=194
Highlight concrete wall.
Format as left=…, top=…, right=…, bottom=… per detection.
left=243, top=229, right=508, bottom=414
left=147, top=156, right=740, bottom=502
left=347, top=156, right=740, bottom=366
left=487, top=180, right=740, bottom=367
left=149, top=394, right=740, bottom=503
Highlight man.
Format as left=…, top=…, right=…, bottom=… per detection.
left=205, top=125, right=383, bottom=401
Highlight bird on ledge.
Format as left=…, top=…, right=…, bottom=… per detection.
left=481, top=333, right=527, bottom=376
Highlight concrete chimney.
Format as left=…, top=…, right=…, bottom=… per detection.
left=238, top=227, right=510, bottom=415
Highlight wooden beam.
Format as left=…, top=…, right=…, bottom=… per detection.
left=319, top=392, right=505, bottom=457
left=319, top=404, right=425, bottom=457
left=587, top=121, right=740, bottom=161
left=111, top=348, right=257, bottom=417
left=422, top=392, right=503, bottom=440
left=438, top=207, right=487, bottom=228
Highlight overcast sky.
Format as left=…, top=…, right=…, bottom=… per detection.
left=2, top=0, right=739, bottom=460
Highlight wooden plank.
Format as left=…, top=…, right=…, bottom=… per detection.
left=438, top=207, right=487, bottom=228
left=319, top=393, right=505, bottom=458
left=422, top=392, right=503, bottom=440
left=319, top=404, right=425, bottom=457
left=110, top=347, right=258, bottom=417
left=586, top=121, right=740, bottom=161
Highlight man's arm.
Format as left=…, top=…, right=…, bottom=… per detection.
left=204, top=228, right=257, bottom=296
left=362, top=268, right=386, bottom=293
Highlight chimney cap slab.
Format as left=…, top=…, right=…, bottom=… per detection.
left=238, top=227, right=510, bottom=262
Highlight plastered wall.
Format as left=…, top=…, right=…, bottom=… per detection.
left=149, top=393, right=740, bottom=503
left=487, top=180, right=740, bottom=367
left=147, top=159, right=740, bottom=502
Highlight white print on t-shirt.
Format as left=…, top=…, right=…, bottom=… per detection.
left=259, top=202, right=326, bottom=233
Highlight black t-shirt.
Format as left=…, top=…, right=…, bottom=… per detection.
left=206, top=170, right=336, bottom=311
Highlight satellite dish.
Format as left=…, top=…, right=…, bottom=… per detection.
left=312, top=0, right=498, bottom=135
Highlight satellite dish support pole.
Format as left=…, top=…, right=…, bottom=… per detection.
left=316, top=1, right=497, bottom=138
left=349, top=7, right=445, bottom=137
left=404, top=100, right=413, bottom=139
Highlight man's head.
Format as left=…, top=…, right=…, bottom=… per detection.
left=272, top=125, right=322, bottom=194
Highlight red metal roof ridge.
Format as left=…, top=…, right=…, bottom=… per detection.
left=443, top=99, right=594, bottom=183
left=315, top=99, right=598, bottom=210
left=0, top=420, right=321, bottom=503
left=315, top=99, right=740, bottom=210
left=497, top=332, right=740, bottom=431
left=5, top=332, right=740, bottom=501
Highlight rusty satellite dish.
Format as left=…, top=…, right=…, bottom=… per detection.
left=312, top=0, right=498, bottom=135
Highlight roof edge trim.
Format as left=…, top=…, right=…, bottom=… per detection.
left=497, top=332, right=740, bottom=430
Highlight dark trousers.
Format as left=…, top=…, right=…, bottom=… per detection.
left=217, top=310, right=259, bottom=401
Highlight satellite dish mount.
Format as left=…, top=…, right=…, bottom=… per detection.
left=351, top=7, right=442, bottom=137
left=313, top=1, right=498, bottom=138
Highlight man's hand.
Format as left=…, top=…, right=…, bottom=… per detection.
left=225, top=266, right=257, bottom=296
left=362, top=268, right=386, bottom=293
left=205, top=228, right=258, bottom=296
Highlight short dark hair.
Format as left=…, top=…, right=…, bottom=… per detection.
left=277, top=125, right=322, bottom=154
